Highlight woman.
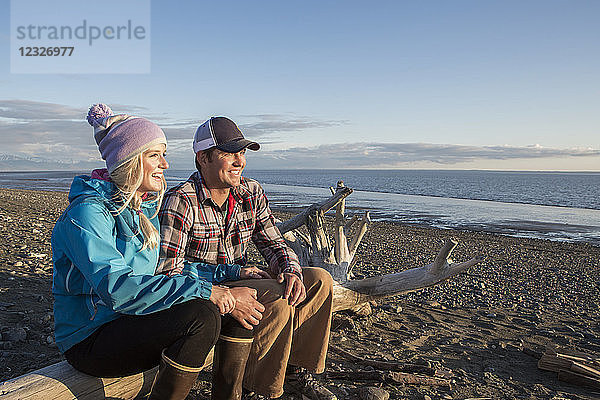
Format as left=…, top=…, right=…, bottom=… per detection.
left=51, top=104, right=264, bottom=399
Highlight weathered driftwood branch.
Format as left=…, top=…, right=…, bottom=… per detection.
left=334, top=181, right=349, bottom=266
left=276, top=186, right=353, bottom=234
left=347, top=211, right=371, bottom=274
left=324, top=370, right=451, bottom=387
left=329, top=345, right=436, bottom=375
left=348, top=211, right=370, bottom=258
left=332, top=239, right=483, bottom=312
left=538, top=347, right=600, bottom=390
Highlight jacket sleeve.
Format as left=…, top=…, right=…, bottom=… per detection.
left=251, top=184, right=302, bottom=277
left=60, top=201, right=213, bottom=315
left=181, top=262, right=241, bottom=283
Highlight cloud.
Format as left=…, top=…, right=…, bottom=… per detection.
left=161, top=114, right=347, bottom=142
left=0, top=99, right=82, bottom=120
left=252, top=142, right=600, bottom=168
left=0, top=101, right=351, bottom=169
left=237, top=114, right=348, bottom=140
left=0, top=100, right=107, bottom=163
left=1, top=100, right=598, bottom=171
left=107, top=103, right=151, bottom=114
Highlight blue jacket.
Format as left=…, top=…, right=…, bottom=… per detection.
left=52, top=176, right=240, bottom=353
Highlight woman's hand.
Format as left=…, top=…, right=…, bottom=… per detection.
left=209, top=285, right=236, bottom=315
left=240, top=266, right=270, bottom=280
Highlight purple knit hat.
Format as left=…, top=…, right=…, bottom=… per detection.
left=87, top=104, right=167, bottom=173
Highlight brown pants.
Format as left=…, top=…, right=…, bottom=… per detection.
left=229, top=267, right=333, bottom=398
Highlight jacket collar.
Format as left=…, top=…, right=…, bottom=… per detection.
left=68, top=175, right=158, bottom=210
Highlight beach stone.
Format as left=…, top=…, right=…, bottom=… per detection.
left=40, top=312, right=52, bottom=323
left=353, top=303, right=372, bottom=316
left=336, top=386, right=350, bottom=396
left=0, top=341, right=14, bottom=350
left=359, top=387, right=389, bottom=400
left=380, top=304, right=402, bottom=313
left=4, top=327, right=27, bottom=342
left=426, top=300, right=441, bottom=308
left=29, top=252, right=47, bottom=258
left=0, top=301, right=15, bottom=309
left=330, top=363, right=343, bottom=372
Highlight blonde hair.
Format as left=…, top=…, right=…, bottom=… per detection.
left=109, top=153, right=166, bottom=250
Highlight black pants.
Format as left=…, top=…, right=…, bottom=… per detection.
left=65, top=298, right=221, bottom=377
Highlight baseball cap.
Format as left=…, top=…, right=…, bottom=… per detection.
left=193, top=116, right=260, bottom=153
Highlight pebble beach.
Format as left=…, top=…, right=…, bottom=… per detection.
left=1, top=187, right=599, bottom=399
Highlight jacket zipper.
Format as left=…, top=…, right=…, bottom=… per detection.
left=89, top=286, right=98, bottom=320
left=65, top=262, right=75, bottom=293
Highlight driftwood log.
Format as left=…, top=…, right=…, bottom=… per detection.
left=278, top=181, right=483, bottom=313
left=1, top=182, right=482, bottom=399
left=0, top=361, right=157, bottom=400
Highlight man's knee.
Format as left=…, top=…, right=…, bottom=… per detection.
left=240, top=279, right=286, bottom=304
left=262, top=295, right=294, bottom=322
left=302, top=267, right=334, bottom=291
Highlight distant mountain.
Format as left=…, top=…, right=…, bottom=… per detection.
left=0, top=154, right=102, bottom=171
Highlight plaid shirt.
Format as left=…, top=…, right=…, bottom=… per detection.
left=157, top=171, right=301, bottom=277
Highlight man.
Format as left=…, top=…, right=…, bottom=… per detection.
left=157, top=116, right=334, bottom=400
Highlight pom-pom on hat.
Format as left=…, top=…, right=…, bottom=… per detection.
left=87, top=103, right=167, bottom=173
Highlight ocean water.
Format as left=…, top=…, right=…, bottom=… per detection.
left=1, top=169, right=599, bottom=246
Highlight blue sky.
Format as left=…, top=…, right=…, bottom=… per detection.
left=1, top=0, right=599, bottom=171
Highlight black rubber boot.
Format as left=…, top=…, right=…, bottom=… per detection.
left=211, top=338, right=253, bottom=400
left=148, top=351, right=202, bottom=400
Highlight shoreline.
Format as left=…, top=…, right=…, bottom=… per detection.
left=270, top=204, right=600, bottom=250
left=1, top=188, right=599, bottom=399
left=1, top=179, right=599, bottom=247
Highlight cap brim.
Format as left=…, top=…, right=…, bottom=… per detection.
left=216, top=138, right=260, bottom=153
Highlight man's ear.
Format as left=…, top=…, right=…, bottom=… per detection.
left=196, top=151, right=205, bottom=166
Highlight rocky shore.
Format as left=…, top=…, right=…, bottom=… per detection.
left=1, top=188, right=599, bottom=399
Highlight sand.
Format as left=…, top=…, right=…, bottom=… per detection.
left=0, top=188, right=599, bottom=399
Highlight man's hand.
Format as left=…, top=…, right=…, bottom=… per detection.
left=240, top=266, right=271, bottom=280
left=209, top=285, right=236, bottom=315
left=277, top=273, right=306, bottom=307
left=230, top=286, right=266, bottom=330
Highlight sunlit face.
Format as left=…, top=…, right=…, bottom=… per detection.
left=197, top=148, right=246, bottom=189
left=137, top=144, right=168, bottom=195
